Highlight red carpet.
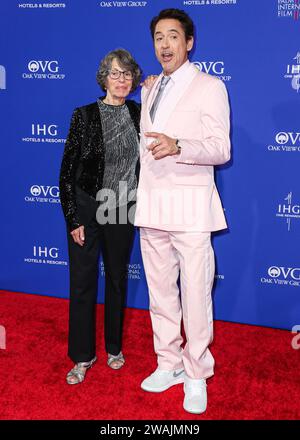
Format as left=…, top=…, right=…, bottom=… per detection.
left=0, top=290, right=299, bottom=420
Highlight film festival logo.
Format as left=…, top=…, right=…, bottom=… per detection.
left=183, top=0, right=237, bottom=6
left=22, top=123, right=66, bottom=144
left=193, top=61, right=232, bottom=82
left=24, top=245, right=67, bottom=266
left=276, top=192, right=300, bottom=231
left=284, top=52, right=300, bottom=93
left=0, top=65, right=6, bottom=90
left=22, top=60, right=65, bottom=80
left=267, top=131, right=300, bottom=152
left=100, top=261, right=142, bottom=280
left=25, top=185, right=60, bottom=204
left=261, top=266, right=300, bottom=287
left=278, top=0, right=300, bottom=20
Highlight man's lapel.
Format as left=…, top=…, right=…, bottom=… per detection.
left=152, top=63, right=198, bottom=132
left=140, top=75, right=162, bottom=155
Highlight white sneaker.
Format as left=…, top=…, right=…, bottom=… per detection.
left=141, top=367, right=185, bottom=392
left=183, top=376, right=207, bottom=414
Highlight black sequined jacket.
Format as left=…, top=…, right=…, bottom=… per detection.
left=59, top=99, right=141, bottom=231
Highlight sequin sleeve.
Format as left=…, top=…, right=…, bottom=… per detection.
left=59, top=108, right=85, bottom=231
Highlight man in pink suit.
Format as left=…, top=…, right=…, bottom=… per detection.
left=135, top=8, right=231, bottom=414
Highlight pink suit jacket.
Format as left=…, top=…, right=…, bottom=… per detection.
left=134, top=61, right=231, bottom=232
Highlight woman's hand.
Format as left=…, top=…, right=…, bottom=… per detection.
left=71, top=225, right=85, bottom=246
left=141, top=75, right=158, bottom=89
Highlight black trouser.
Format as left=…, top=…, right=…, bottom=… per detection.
left=67, top=188, right=135, bottom=363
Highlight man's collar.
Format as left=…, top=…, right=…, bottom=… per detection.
left=163, top=59, right=190, bottom=83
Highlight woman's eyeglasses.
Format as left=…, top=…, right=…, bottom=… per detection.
left=108, top=69, right=133, bottom=80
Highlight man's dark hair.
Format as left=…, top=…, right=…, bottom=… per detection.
left=150, top=8, right=194, bottom=41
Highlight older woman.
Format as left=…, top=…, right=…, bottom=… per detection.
left=59, top=49, right=141, bottom=384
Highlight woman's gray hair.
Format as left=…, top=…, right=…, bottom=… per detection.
left=96, top=48, right=142, bottom=93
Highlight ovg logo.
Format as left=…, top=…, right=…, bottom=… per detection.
left=268, top=266, right=281, bottom=278
left=30, top=185, right=59, bottom=197
left=28, top=60, right=59, bottom=73
left=25, top=185, right=60, bottom=204
left=275, top=132, right=289, bottom=144
left=261, top=266, right=300, bottom=287
left=28, top=61, right=40, bottom=73
left=268, top=131, right=300, bottom=152
left=268, top=266, right=300, bottom=281
left=23, top=60, right=65, bottom=80
left=30, top=185, right=41, bottom=196
left=284, top=52, right=300, bottom=93
left=99, top=1, right=147, bottom=8
left=193, top=61, right=231, bottom=82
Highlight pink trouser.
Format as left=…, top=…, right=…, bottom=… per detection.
left=140, top=227, right=215, bottom=380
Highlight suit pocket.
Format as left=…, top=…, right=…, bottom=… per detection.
left=173, top=173, right=212, bottom=186
left=172, top=164, right=213, bottom=187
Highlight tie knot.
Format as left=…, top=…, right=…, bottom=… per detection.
left=160, top=76, right=170, bottom=89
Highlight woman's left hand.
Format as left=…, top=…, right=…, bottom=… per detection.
left=141, top=75, right=158, bottom=89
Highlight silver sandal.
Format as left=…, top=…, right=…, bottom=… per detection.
left=107, top=352, right=125, bottom=370
left=66, top=356, right=97, bottom=385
